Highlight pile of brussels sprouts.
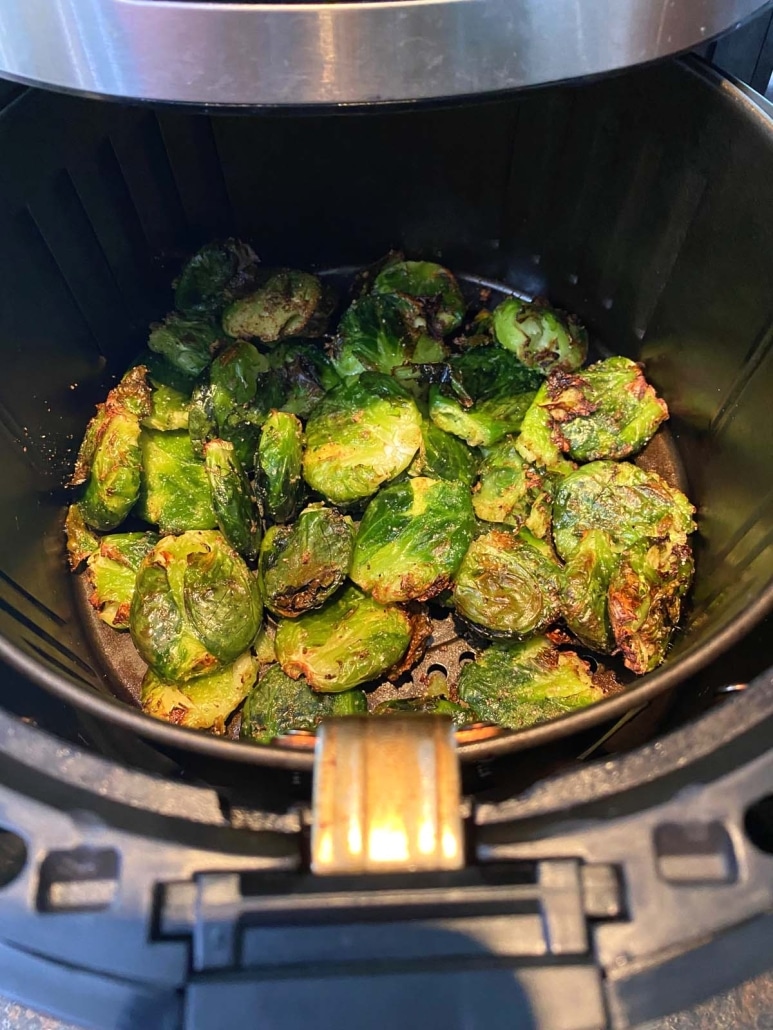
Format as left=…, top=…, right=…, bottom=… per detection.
left=65, top=241, right=696, bottom=743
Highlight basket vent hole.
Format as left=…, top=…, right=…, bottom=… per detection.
left=744, top=795, right=773, bottom=855
left=459, top=651, right=476, bottom=667
left=425, top=664, right=448, bottom=680
left=0, top=829, right=27, bottom=888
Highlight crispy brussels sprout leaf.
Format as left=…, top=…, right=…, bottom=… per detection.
left=79, top=410, right=143, bottom=531
left=374, top=694, right=471, bottom=725
left=303, top=373, right=422, bottom=505
left=222, top=270, right=323, bottom=344
left=188, top=381, right=217, bottom=459
left=87, top=531, right=159, bottom=629
left=608, top=538, right=694, bottom=674
left=517, top=356, right=669, bottom=467
left=552, top=461, right=696, bottom=561
left=257, top=411, right=304, bottom=523
left=269, top=341, right=341, bottom=418
left=373, top=259, right=466, bottom=336
left=458, top=637, right=603, bottom=730
left=492, top=297, right=587, bottom=372
left=472, top=436, right=553, bottom=537
left=275, top=585, right=413, bottom=691
left=561, top=528, right=617, bottom=652
left=429, top=346, right=542, bottom=447
left=138, top=351, right=198, bottom=396
left=204, top=439, right=261, bottom=559
left=137, top=429, right=217, bottom=534
left=142, top=651, right=258, bottom=731
left=239, top=665, right=367, bottom=744
left=260, top=505, right=354, bottom=618
left=350, top=477, right=475, bottom=604
left=143, top=383, right=190, bottom=431
left=453, top=529, right=562, bottom=638
left=408, top=420, right=479, bottom=487
left=174, top=239, right=258, bottom=316
left=253, top=625, right=277, bottom=666
left=148, top=313, right=223, bottom=378
left=64, top=504, right=99, bottom=570
left=332, top=294, right=443, bottom=378
left=131, top=531, right=261, bottom=682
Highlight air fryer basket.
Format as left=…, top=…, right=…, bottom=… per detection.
left=0, top=58, right=771, bottom=769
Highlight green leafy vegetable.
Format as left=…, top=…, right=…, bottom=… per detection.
left=472, top=435, right=553, bottom=536
left=204, top=438, right=261, bottom=559
left=257, top=411, right=304, bottom=524
left=222, top=270, right=323, bottom=344
left=86, top=531, right=159, bottom=629
left=373, top=259, right=465, bottom=336
left=141, top=651, right=257, bottom=731
left=492, top=296, right=587, bottom=372
left=137, top=429, right=217, bottom=534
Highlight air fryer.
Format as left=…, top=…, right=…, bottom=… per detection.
left=0, top=41, right=771, bottom=1030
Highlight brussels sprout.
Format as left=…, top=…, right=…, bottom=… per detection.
left=453, top=528, right=562, bottom=638
left=517, top=356, right=669, bottom=468
left=350, top=477, right=476, bottom=604
left=222, top=270, right=323, bottom=344
left=260, top=505, right=354, bottom=618
left=472, top=436, right=553, bottom=537
left=137, top=350, right=198, bottom=396
left=204, top=439, right=261, bottom=559
left=552, top=461, right=695, bottom=561
left=148, top=312, right=223, bottom=378
left=372, top=259, right=466, bottom=337
left=136, top=429, right=217, bottom=534
left=143, top=382, right=190, bottom=431
left=239, top=665, right=367, bottom=744
left=303, top=373, right=422, bottom=506
left=86, top=532, right=160, bottom=629
left=141, top=651, right=258, bottom=731
left=253, top=624, right=277, bottom=666
left=492, top=297, right=587, bottom=372
left=457, top=637, right=603, bottom=730
left=174, top=239, right=259, bottom=316
left=332, top=294, right=443, bottom=378
left=269, top=341, right=341, bottom=418
left=257, top=411, right=304, bottom=524
left=64, top=504, right=99, bottom=570
left=275, top=585, right=413, bottom=691
left=429, top=346, right=543, bottom=447
left=188, top=381, right=217, bottom=459
left=374, top=695, right=471, bottom=725
left=608, top=537, right=694, bottom=674
left=131, top=531, right=262, bottom=682
left=209, top=340, right=285, bottom=468
left=561, top=528, right=617, bottom=652
left=408, top=420, right=479, bottom=487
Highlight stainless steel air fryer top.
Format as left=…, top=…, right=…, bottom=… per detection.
left=0, top=0, right=768, bottom=106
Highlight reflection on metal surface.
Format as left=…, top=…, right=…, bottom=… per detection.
left=311, top=715, right=463, bottom=874
left=0, top=0, right=768, bottom=106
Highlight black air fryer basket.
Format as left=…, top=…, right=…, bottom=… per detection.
left=0, top=54, right=771, bottom=1030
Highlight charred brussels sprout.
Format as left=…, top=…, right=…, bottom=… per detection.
left=374, top=695, right=471, bottom=725
left=561, top=529, right=617, bottom=652
left=209, top=340, right=285, bottom=468
left=86, top=532, right=159, bottom=629
left=141, top=651, right=257, bottom=731
left=517, top=356, right=669, bottom=468
left=492, top=297, right=587, bottom=372
left=408, top=420, right=479, bottom=487
left=74, top=367, right=151, bottom=531
left=143, top=382, right=190, bottom=432
left=332, top=293, right=443, bottom=378
left=269, top=341, right=341, bottom=418
left=239, top=665, right=367, bottom=744
left=188, top=381, right=217, bottom=459
left=131, top=531, right=262, bottom=683
left=137, top=429, right=217, bottom=534
left=275, top=585, right=413, bottom=691
left=472, top=436, right=553, bottom=537
left=257, top=411, right=304, bottom=524
left=204, top=439, right=261, bottom=559
left=303, top=373, right=422, bottom=506
left=453, top=529, right=562, bottom=638
left=260, top=505, right=354, bottom=618
left=372, top=259, right=466, bottom=337
left=429, top=346, right=543, bottom=447
left=458, top=637, right=603, bottom=730
left=148, top=313, right=223, bottom=378
left=174, top=239, right=258, bottom=316
left=350, top=477, right=475, bottom=604
left=222, top=270, right=323, bottom=344
left=552, top=461, right=695, bottom=561
left=64, top=504, right=99, bottom=570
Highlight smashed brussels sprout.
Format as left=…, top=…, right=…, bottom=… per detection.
left=332, top=293, right=443, bottom=378
left=143, top=382, right=190, bottom=432
left=375, top=694, right=471, bottom=725
left=65, top=504, right=99, bottom=570
left=458, top=637, right=603, bottom=730
left=373, top=259, right=466, bottom=336
left=269, top=341, right=341, bottom=418
left=260, top=505, right=354, bottom=618
left=87, top=532, right=159, bottom=629
left=275, top=585, right=414, bottom=691
left=303, top=373, right=422, bottom=505
left=473, top=436, right=553, bottom=537
left=350, top=477, right=476, bottom=603
left=240, top=665, right=367, bottom=744
left=142, top=651, right=258, bottom=731
left=517, top=356, right=669, bottom=468
left=492, top=297, right=587, bottom=372
left=408, top=420, right=479, bottom=487
left=561, top=528, right=617, bottom=652
left=204, top=438, right=261, bottom=559
left=257, top=411, right=304, bottom=523
left=174, top=239, right=259, bottom=316
left=453, top=529, right=562, bottom=638
left=222, top=270, right=323, bottom=343
left=148, top=313, right=222, bottom=378
left=137, top=429, right=217, bottom=534
left=130, top=531, right=262, bottom=682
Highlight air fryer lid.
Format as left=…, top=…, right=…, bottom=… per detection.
left=0, top=0, right=768, bottom=107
